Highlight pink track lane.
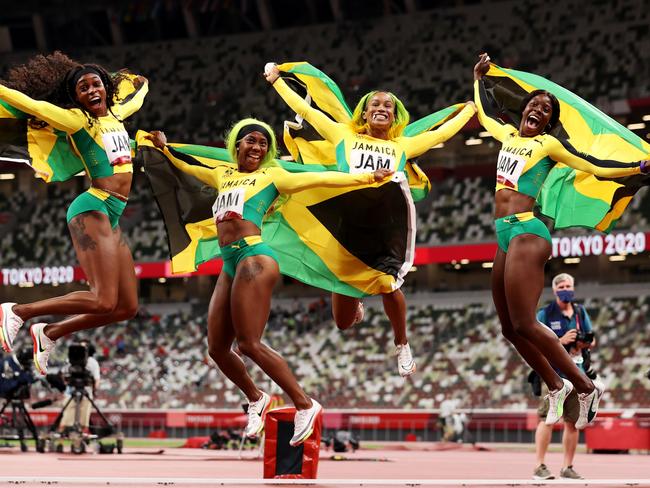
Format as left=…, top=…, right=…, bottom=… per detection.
left=0, top=446, right=648, bottom=487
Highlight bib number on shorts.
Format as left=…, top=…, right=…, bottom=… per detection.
left=212, top=189, right=245, bottom=223
left=496, top=150, right=526, bottom=189
left=349, top=148, right=395, bottom=174
left=101, top=131, right=132, bottom=166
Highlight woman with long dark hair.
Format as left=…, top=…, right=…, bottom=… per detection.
left=0, top=52, right=148, bottom=374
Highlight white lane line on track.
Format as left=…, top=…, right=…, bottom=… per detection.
left=0, top=479, right=649, bottom=486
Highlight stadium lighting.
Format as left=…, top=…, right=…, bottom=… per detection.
left=626, top=122, right=645, bottom=130
left=481, top=262, right=493, bottom=268
left=18, top=282, right=34, bottom=288
left=643, top=114, right=650, bottom=121
left=0, top=173, right=15, bottom=180
left=158, top=277, right=167, bottom=283
left=460, top=259, right=469, bottom=265
left=465, top=138, right=483, bottom=146
left=564, top=257, right=581, bottom=264
left=609, top=255, right=626, bottom=262
left=478, top=131, right=491, bottom=138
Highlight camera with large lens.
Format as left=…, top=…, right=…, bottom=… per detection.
left=65, top=343, right=93, bottom=390
left=575, top=331, right=594, bottom=344
left=573, top=331, right=596, bottom=379
left=0, top=348, right=35, bottom=400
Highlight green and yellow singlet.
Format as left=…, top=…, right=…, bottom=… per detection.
left=163, top=146, right=376, bottom=229
left=474, top=80, right=640, bottom=199
left=0, top=82, right=148, bottom=179
left=273, top=78, right=475, bottom=174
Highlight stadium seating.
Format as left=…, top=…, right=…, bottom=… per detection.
left=20, top=294, right=650, bottom=410
left=0, top=174, right=648, bottom=266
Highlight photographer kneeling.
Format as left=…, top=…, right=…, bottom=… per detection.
left=533, top=273, right=596, bottom=480
left=59, top=341, right=100, bottom=434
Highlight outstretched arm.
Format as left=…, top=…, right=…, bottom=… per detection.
left=403, top=103, right=476, bottom=158
left=473, top=53, right=514, bottom=143
left=0, top=84, right=84, bottom=132
left=146, top=131, right=219, bottom=187
left=546, top=136, right=643, bottom=178
left=265, top=64, right=346, bottom=143
left=273, top=167, right=393, bottom=194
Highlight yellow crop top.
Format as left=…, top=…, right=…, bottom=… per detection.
left=474, top=80, right=640, bottom=198
left=273, top=78, right=474, bottom=174
left=163, top=146, right=376, bottom=229
left=0, top=81, right=148, bottom=179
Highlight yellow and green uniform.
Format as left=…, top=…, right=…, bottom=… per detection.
left=474, top=79, right=641, bottom=251
left=0, top=82, right=148, bottom=227
left=0, top=83, right=147, bottom=179
left=163, top=146, right=377, bottom=276
left=274, top=78, right=475, bottom=174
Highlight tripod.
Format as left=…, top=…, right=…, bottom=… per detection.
left=0, top=386, right=45, bottom=452
left=49, top=384, right=117, bottom=454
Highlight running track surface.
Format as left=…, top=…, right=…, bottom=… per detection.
left=0, top=444, right=648, bottom=487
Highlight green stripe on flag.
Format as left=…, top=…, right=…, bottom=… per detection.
left=286, top=63, right=352, bottom=118
left=262, top=212, right=365, bottom=298
left=403, top=104, right=463, bottom=137
left=500, top=67, right=647, bottom=153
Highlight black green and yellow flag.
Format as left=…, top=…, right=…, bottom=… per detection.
left=137, top=132, right=415, bottom=297
left=0, top=74, right=145, bottom=182
left=0, top=100, right=83, bottom=182
left=481, top=64, right=650, bottom=232
left=277, top=62, right=466, bottom=202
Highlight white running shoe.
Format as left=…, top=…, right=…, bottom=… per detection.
left=545, top=378, right=573, bottom=425
left=290, top=399, right=322, bottom=446
left=575, top=379, right=605, bottom=430
left=395, top=343, right=416, bottom=377
left=243, top=392, right=272, bottom=438
left=352, top=301, right=365, bottom=325
left=30, top=323, right=55, bottom=375
left=0, top=303, right=24, bottom=353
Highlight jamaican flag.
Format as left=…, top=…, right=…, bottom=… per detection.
left=0, top=101, right=82, bottom=182
left=0, top=74, right=144, bottom=182
left=481, top=64, right=650, bottom=232
left=277, top=62, right=466, bottom=202
left=137, top=132, right=415, bottom=297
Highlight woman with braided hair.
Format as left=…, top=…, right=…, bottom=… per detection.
left=0, top=52, right=148, bottom=374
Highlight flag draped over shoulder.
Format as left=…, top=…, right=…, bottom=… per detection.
left=277, top=62, right=466, bottom=202
left=0, top=74, right=144, bottom=182
left=137, top=132, right=416, bottom=297
left=482, top=65, right=650, bottom=232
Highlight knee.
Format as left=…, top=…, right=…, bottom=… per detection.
left=115, top=302, right=138, bottom=321
left=237, top=339, right=262, bottom=360
left=501, top=327, right=520, bottom=343
left=94, top=296, right=118, bottom=315
left=332, top=313, right=354, bottom=331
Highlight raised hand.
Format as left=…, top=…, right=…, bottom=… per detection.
left=474, top=53, right=491, bottom=81
left=145, top=130, right=167, bottom=149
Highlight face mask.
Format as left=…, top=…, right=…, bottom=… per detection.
left=556, top=290, right=574, bottom=303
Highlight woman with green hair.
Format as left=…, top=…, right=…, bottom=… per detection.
left=146, top=120, right=392, bottom=446
left=265, top=64, right=476, bottom=378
